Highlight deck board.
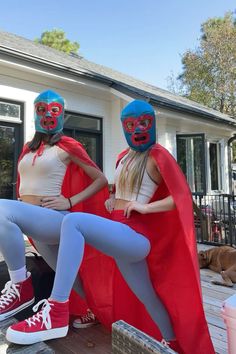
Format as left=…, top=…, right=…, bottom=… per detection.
left=48, top=323, right=111, bottom=354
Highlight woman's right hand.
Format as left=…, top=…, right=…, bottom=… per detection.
left=41, top=195, right=70, bottom=210
left=105, top=195, right=115, bottom=213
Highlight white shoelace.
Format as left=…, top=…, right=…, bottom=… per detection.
left=0, top=281, right=20, bottom=309
left=25, top=299, right=53, bottom=330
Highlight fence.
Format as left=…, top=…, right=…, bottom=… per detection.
left=193, top=194, right=236, bottom=246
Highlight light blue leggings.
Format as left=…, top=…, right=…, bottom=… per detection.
left=51, top=212, right=174, bottom=340
left=0, top=199, right=85, bottom=297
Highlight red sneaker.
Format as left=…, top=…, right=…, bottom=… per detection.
left=6, top=299, right=69, bottom=345
left=0, top=272, right=34, bottom=321
left=72, top=309, right=99, bottom=328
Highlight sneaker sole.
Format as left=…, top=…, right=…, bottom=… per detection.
left=0, top=297, right=35, bottom=322
left=72, top=321, right=99, bottom=329
left=6, top=325, right=68, bottom=345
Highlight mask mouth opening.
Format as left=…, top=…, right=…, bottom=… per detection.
left=40, top=117, right=57, bottom=130
left=132, top=133, right=149, bottom=145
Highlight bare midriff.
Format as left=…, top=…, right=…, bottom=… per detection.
left=114, top=199, right=131, bottom=210
left=19, top=195, right=55, bottom=206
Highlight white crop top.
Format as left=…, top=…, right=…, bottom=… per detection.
left=18, top=145, right=67, bottom=196
left=114, top=157, right=158, bottom=203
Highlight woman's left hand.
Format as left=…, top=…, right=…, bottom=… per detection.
left=124, top=201, right=148, bottom=218
left=41, top=195, right=71, bottom=210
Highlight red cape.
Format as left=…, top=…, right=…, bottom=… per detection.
left=79, top=144, right=214, bottom=354
left=17, top=136, right=110, bottom=315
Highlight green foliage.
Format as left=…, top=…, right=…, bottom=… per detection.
left=35, top=29, right=80, bottom=54
left=170, top=12, right=236, bottom=117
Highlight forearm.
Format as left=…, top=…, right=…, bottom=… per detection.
left=70, top=176, right=107, bottom=207
left=145, top=195, right=176, bottom=214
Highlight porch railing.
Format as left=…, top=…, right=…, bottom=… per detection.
left=193, top=194, right=236, bottom=246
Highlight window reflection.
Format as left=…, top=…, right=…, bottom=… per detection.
left=0, top=126, right=15, bottom=198
left=0, top=102, right=20, bottom=119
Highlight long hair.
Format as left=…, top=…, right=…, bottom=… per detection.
left=27, top=132, right=64, bottom=151
left=117, top=149, right=150, bottom=198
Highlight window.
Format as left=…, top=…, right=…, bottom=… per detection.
left=208, top=142, right=222, bottom=191
left=64, top=112, right=103, bottom=169
left=177, top=134, right=206, bottom=194
left=0, top=100, right=21, bottom=122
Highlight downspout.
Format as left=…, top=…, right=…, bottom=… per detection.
left=227, top=134, right=236, bottom=194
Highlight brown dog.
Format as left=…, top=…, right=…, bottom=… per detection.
left=198, top=246, right=236, bottom=287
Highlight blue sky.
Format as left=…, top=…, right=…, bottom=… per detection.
left=0, top=0, right=235, bottom=89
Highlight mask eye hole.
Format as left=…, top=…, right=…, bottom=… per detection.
left=139, top=119, right=150, bottom=128
left=138, top=115, right=153, bottom=130
left=126, top=121, right=134, bottom=131
left=51, top=106, right=60, bottom=113
left=36, top=106, right=46, bottom=114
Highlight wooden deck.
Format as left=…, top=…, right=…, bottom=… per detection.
left=48, top=322, right=111, bottom=354
left=199, top=243, right=233, bottom=354
left=0, top=243, right=233, bottom=353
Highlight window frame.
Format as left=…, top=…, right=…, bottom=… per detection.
left=0, top=98, right=24, bottom=199
left=176, top=133, right=206, bottom=195
left=64, top=110, right=103, bottom=169
left=207, top=140, right=223, bottom=193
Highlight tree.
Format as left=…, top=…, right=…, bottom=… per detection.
left=170, top=12, right=236, bottom=117
left=35, top=29, right=80, bottom=54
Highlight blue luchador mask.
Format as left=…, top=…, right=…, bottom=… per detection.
left=34, top=90, right=64, bottom=134
left=121, top=100, right=156, bottom=152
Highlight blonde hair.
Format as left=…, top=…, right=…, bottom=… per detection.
left=117, top=149, right=150, bottom=199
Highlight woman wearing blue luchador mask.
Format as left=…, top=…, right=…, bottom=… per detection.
left=0, top=89, right=108, bottom=331
left=121, top=100, right=156, bottom=152
left=6, top=100, right=214, bottom=354
left=34, top=90, right=64, bottom=134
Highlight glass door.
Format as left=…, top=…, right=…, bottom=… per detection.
left=0, top=123, right=22, bottom=199
left=64, top=128, right=102, bottom=169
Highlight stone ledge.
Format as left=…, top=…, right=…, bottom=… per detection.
left=112, top=320, right=176, bottom=354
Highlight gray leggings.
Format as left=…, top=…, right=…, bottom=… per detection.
left=0, top=199, right=85, bottom=297
left=51, top=212, right=174, bottom=340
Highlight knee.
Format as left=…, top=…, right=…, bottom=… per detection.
left=133, top=238, right=151, bottom=262
left=62, top=213, right=80, bottom=230
left=0, top=200, right=15, bottom=233
left=0, top=199, right=9, bottom=216
left=0, top=200, right=14, bottom=221
left=0, top=213, right=11, bottom=233
left=142, top=238, right=151, bottom=258
left=0, top=215, right=17, bottom=247
left=61, top=213, right=85, bottom=240
left=118, top=238, right=151, bottom=263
